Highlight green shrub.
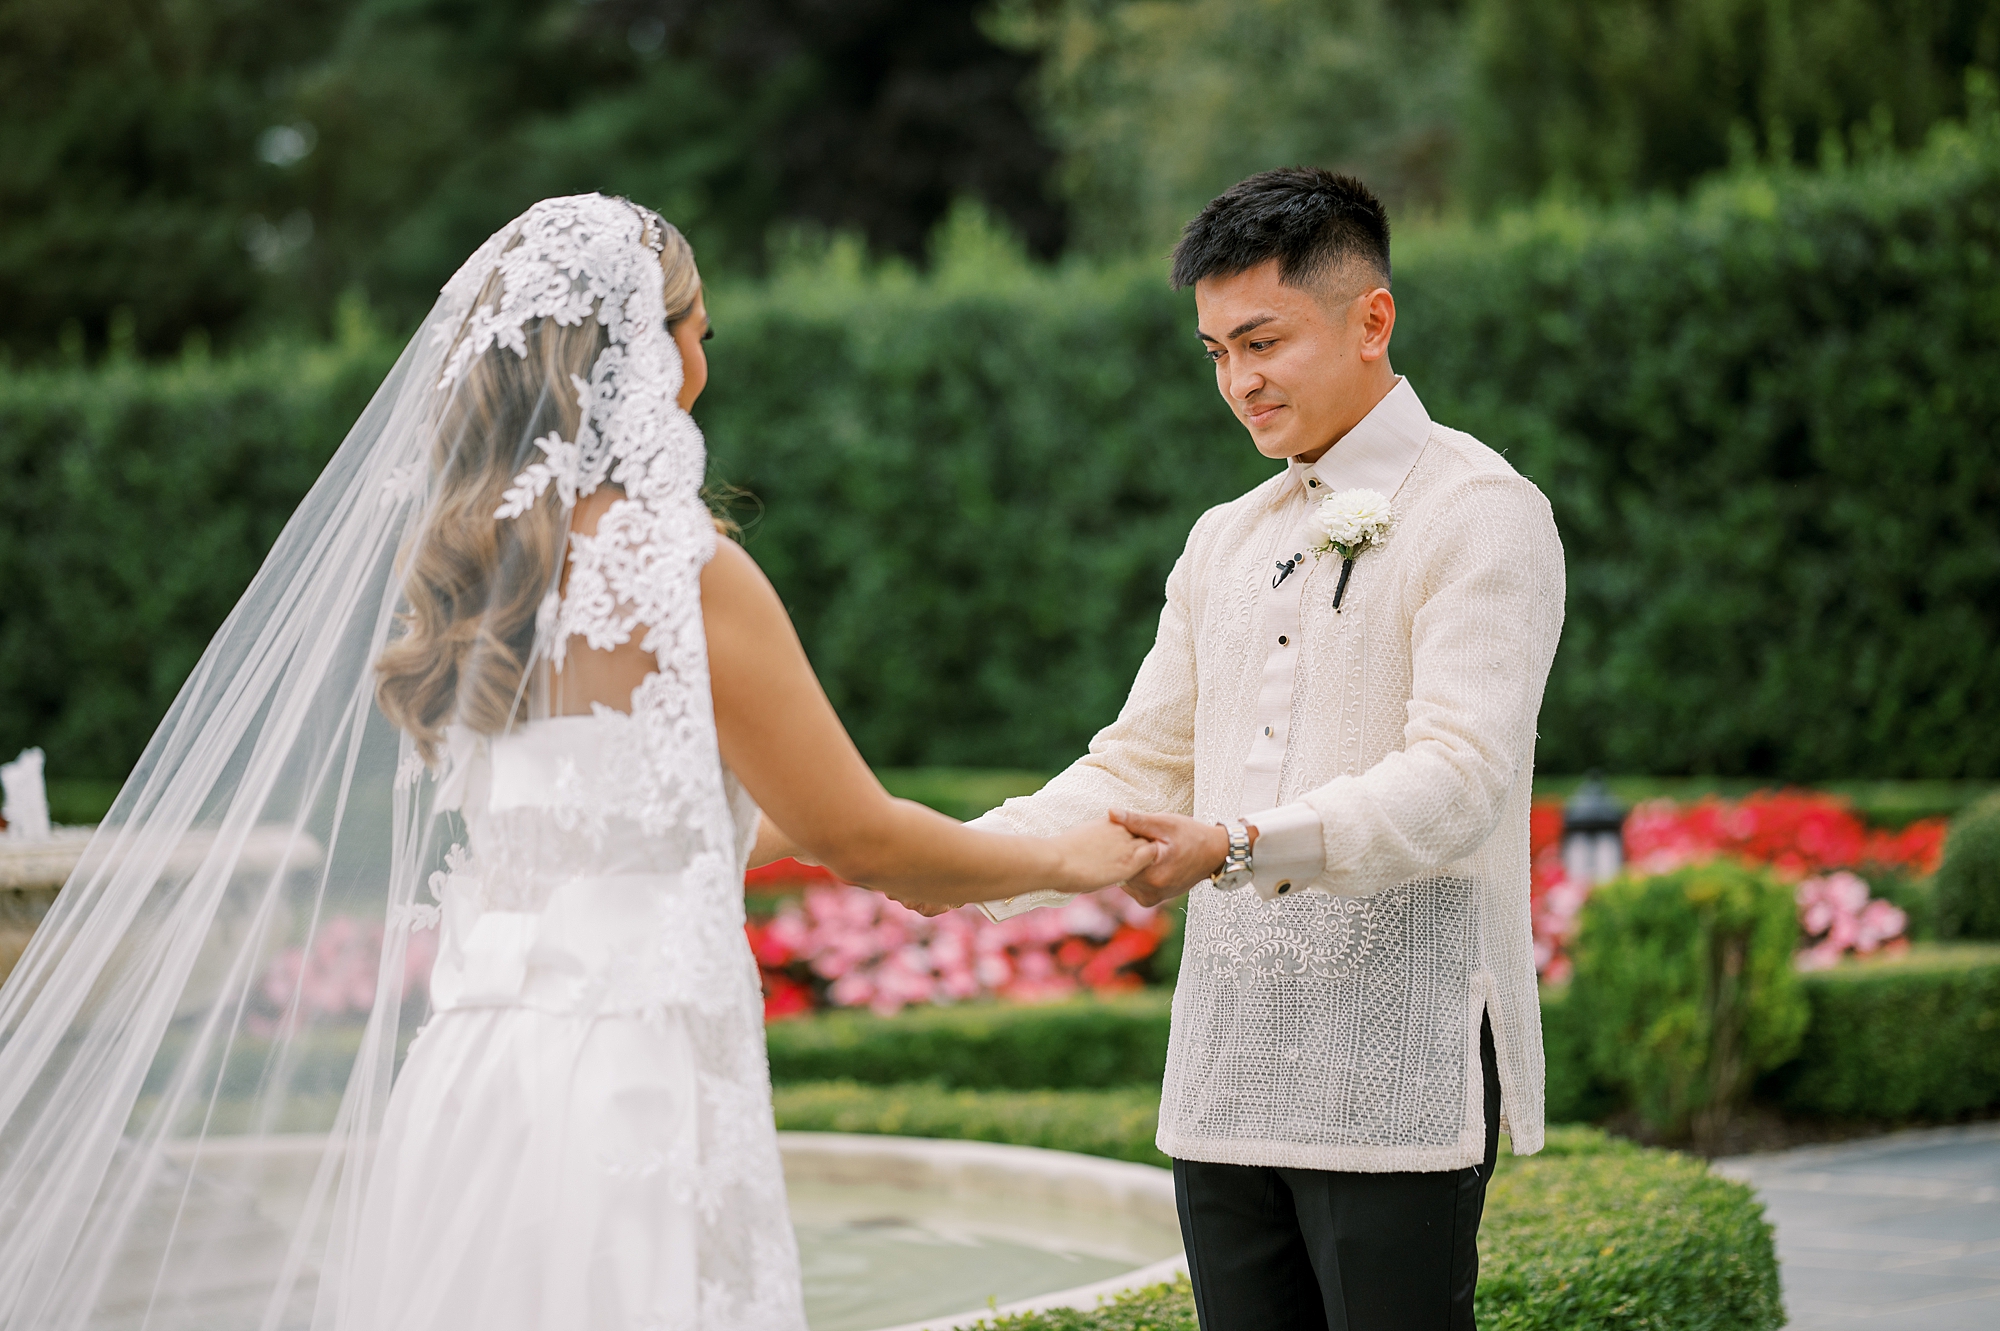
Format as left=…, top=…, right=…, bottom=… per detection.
left=1473, top=1138, right=1783, bottom=1331
left=773, top=1080, right=1167, bottom=1167
left=1936, top=792, right=2000, bottom=939
left=1538, top=983, right=1619, bottom=1126
left=1571, top=861, right=1809, bottom=1144
left=766, top=992, right=1171, bottom=1090
left=1767, top=942, right=2000, bottom=1119
left=9, top=126, right=2000, bottom=781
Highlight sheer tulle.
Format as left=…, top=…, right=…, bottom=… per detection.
left=0, top=196, right=804, bottom=1330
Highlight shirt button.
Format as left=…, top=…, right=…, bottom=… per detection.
left=1263, top=726, right=1273, bottom=737
left=1278, top=635, right=1288, bottom=645
left=1308, top=478, right=1320, bottom=487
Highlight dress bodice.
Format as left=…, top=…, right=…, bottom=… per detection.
left=425, top=713, right=762, bottom=1017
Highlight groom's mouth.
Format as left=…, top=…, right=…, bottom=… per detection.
left=1246, top=402, right=1286, bottom=429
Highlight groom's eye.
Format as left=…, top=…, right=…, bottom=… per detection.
left=1203, top=347, right=1224, bottom=362
left=1248, top=339, right=1275, bottom=352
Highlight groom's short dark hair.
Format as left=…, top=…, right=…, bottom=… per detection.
left=1170, top=168, right=1390, bottom=295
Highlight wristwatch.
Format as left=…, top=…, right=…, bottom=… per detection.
left=1209, top=821, right=1254, bottom=892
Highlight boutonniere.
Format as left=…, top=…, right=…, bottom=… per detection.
left=1310, top=487, right=1394, bottom=612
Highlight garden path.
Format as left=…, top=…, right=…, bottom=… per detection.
left=1714, top=1122, right=2000, bottom=1329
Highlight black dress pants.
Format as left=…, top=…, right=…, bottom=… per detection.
left=1173, top=1014, right=1501, bottom=1331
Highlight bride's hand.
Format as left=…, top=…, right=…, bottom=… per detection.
left=885, top=891, right=955, bottom=918
left=1053, top=814, right=1160, bottom=892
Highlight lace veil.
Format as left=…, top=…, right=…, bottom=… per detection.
left=0, top=195, right=734, bottom=1329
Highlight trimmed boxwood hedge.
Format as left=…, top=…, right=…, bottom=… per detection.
left=774, top=951, right=2000, bottom=1131
left=765, top=990, right=1171, bottom=1090
left=774, top=1080, right=1784, bottom=1331
left=1764, top=943, right=2000, bottom=1119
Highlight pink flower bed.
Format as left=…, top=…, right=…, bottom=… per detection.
left=1794, top=871, right=1908, bottom=971
left=249, top=867, right=1168, bottom=1028
left=1530, top=790, right=1944, bottom=983
left=250, top=914, right=437, bottom=1035
left=746, top=859, right=1170, bottom=1018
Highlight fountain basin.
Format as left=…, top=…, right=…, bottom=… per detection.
left=782, top=1133, right=1186, bottom=1331
left=84, top=1131, right=1183, bottom=1330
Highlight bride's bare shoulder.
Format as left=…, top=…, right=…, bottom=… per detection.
left=702, top=534, right=776, bottom=596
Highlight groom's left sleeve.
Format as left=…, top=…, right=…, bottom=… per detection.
left=1245, top=473, right=1566, bottom=898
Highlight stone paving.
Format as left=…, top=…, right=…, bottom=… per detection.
left=1714, top=1122, right=2000, bottom=1329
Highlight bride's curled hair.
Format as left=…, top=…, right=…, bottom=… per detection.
left=376, top=220, right=702, bottom=761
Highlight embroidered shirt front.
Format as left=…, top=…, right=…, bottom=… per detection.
left=1242, top=377, right=1433, bottom=897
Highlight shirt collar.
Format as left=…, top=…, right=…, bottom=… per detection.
left=1284, top=376, right=1432, bottom=504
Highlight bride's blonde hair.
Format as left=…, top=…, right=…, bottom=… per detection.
left=376, top=222, right=702, bottom=761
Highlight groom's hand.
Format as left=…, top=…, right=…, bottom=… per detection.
left=1108, top=811, right=1248, bottom=907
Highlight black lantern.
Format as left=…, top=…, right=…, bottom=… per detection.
left=1562, top=773, right=1626, bottom=886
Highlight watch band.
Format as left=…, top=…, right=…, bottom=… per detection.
left=1209, top=820, right=1254, bottom=891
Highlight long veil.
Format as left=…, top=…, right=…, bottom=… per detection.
left=0, top=195, right=737, bottom=1329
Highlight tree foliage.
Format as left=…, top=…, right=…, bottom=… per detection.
left=0, top=0, right=1061, bottom=360
left=1469, top=0, right=2000, bottom=205
left=991, top=0, right=1470, bottom=253
left=1000, top=0, right=2000, bottom=250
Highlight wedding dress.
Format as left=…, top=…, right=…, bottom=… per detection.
left=340, top=716, right=800, bottom=1331
left=0, top=195, right=806, bottom=1330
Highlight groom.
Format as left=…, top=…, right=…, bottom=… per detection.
left=961, top=170, right=1566, bottom=1328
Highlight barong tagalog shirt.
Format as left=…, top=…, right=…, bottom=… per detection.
left=972, top=378, right=1566, bottom=1173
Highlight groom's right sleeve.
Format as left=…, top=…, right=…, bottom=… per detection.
left=970, top=546, right=1202, bottom=917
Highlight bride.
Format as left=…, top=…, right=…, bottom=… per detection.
left=0, top=194, right=1156, bottom=1331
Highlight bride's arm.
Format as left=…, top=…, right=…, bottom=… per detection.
left=704, top=540, right=1155, bottom=903
left=747, top=814, right=805, bottom=870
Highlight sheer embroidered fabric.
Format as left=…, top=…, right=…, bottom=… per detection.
left=976, top=424, right=1565, bottom=1173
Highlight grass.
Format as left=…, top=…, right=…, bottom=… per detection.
left=774, top=1080, right=1168, bottom=1166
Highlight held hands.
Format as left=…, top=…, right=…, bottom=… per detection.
left=1109, top=810, right=1253, bottom=908
left=1052, top=814, right=1162, bottom=893
left=881, top=814, right=1157, bottom=918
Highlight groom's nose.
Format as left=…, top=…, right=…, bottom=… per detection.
left=1227, top=365, right=1267, bottom=402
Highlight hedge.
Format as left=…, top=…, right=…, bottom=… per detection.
left=775, top=953, right=2000, bottom=1131
left=702, top=121, right=2000, bottom=781
left=0, top=328, right=393, bottom=775
left=6, top=125, right=2000, bottom=781
left=774, top=1081, right=1784, bottom=1331
left=765, top=991, right=1171, bottom=1090
left=1764, top=943, right=2000, bottom=1119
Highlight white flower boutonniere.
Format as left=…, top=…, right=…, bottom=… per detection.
left=1310, top=487, right=1394, bottom=612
